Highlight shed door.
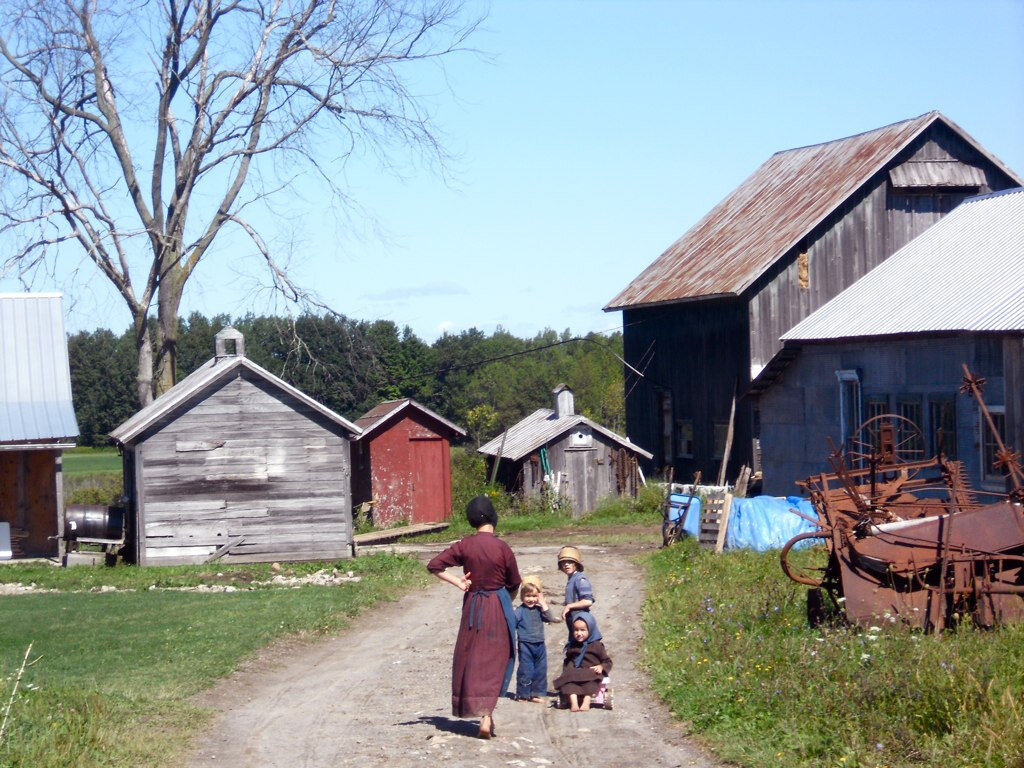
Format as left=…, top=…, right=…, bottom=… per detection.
left=565, top=449, right=597, bottom=518
left=410, top=437, right=446, bottom=524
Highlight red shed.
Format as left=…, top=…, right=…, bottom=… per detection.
left=351, top=399, right=466, bottom=527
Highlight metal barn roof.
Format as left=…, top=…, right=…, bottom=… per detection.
left=478, top=408, right=652, bottom=462
left=605, top=112, right=1022, bottom=311
left=110, top=354, right=361, bottom=444
left=353, top=398, right=466, bottom=440
left=0, top=293, right=79, bottom=446
left=782, top=187, right=1024, bottom=341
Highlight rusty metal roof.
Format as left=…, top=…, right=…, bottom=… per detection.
left=353, top=398, right=466, bottom=440
left=478, top=408, right=653, bottom=462
left=605, top=112, right=1022, bottom=311
left=782, top=187, right=1024, bottom=341
left=110, top=355, right=361, bottom=445
left=0, top=293, right=79, bottom=446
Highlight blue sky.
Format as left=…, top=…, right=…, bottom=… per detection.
left=8, top=0, right=1024, bottom=341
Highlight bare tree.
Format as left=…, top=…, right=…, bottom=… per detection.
left=0, top=0, right=476, bottom=405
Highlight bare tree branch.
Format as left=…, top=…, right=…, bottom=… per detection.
left=0, top=0, right=479, bottom=403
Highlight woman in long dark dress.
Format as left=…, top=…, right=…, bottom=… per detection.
left=427, top=496, right=521, bottom=739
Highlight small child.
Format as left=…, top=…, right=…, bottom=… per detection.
left=557, top=545, right=594, bottom=625
left=552, top=613, right=613, bottom=712
left=513, top=576, right=558, bottom=702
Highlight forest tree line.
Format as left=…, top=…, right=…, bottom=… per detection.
left=68, top=313, right=626, bottom=448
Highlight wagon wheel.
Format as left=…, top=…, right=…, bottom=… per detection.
left=846, top=414, right=925, bottom=471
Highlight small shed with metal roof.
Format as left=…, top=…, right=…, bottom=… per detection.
left=1, top=293, right=79, bottom=559
left=110, top=327, right=360, bottom=565
left=350, top=398, right=466, bottom=527
left=478, top=385, right=653, bottom=516
left=604, top=112, right=1022, bottom=486
left=753, top=187, right=1024, bottom=494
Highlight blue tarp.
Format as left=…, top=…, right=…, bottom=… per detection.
left=724, top=495, right=820, bottom=551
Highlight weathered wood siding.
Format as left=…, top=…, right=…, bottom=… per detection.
left=131, top=370, right=352, bottom=565
left=513, top=431, right=643, bottom=516
left=748, top=124, right=1016, bottom=374
left=623, top=122, right=1019, bottom=486
left=623, top=299, right=751, bottom=483
left=758, top=334, right=1019, bottom=496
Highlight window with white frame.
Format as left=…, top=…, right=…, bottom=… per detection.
left=836, top=370, right=862, bottom=453
left=981, top=407, right=1007, bottom=485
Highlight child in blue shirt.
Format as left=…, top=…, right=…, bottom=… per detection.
left=513, top=575, right=558, bottom=702
left=558, top=545, right=594, bottom=626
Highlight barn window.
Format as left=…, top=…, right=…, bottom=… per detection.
left=981, top=407, right=1007, bottom=486
left=928, top=397, right=957, bottom=458
left=896, top=397, right=925, bottom=456
left=836, top=370, right=862, bottom=452
left=675, top=419, right=694, bottom=458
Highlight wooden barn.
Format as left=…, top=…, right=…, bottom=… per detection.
left=604, top=112, right=1022, bottom=485
left=0, top=293, right=79, bottom=560
left=351, top=398, right=465, bottom=527
left=110, top=327, right=361, bottom=565
left=478, top=385, right=652, bottom=515
left=754, top=187, right=1024, bottom=495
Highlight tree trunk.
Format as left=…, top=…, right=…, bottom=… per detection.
left=154, top=265, right=186, bottom=397
left=133, top=314, right=155, bottom=407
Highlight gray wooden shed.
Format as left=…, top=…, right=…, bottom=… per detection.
left=110, top=328, right=360, bottom=565
left=478, top=385, right=653, bottom=515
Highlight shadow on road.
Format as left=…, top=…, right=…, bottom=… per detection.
left=398, top=715, right=480, bottom=738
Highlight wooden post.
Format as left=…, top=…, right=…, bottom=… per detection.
left=489, top=428, right=507, bottom=485
left=717, top=386, right=737, bottom=487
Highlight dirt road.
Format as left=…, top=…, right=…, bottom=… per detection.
left=186, top=540, right=721, bottom=768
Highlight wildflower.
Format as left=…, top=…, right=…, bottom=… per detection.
left=868, top=625, right=881, bottom=632
left=876, top=743, right=884, bottom=750
left=860, top=653, right=871, bottom=662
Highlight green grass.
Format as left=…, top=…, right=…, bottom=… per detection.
left=0, top=555, right=430, bottom=768
left=63, top=448, right=121, bottom=477
left=642, top=540, right=1024, bottom=767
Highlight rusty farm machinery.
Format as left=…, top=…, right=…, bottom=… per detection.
left=780, top=365, right=1024, bottom=632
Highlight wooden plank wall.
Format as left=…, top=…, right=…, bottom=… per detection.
left=518, top=433, right=640, bottom=515
left=757, top=335, right=1011, bottom=496
left=748, top=123, right=1020, bottom=375
left=622, top=300, right=752, bottom=483
left=134, top=372, right=352, bottom=565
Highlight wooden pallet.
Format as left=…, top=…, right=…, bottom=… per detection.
left=698, top=492, right=733, bottom=552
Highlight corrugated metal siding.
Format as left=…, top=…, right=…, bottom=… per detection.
left=783, top=188, right=1024, bottom=340
left=606, top=112, right=1023, bottom=311
left=0, top=293, right=79, bottom=444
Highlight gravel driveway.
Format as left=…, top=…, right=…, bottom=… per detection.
left=186, top=540, right=722, bottom=768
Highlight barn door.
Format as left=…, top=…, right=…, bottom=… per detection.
left=410, top=437, right=446, bottom=524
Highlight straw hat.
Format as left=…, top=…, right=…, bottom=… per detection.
left=557, top=545, right=584, bottom=571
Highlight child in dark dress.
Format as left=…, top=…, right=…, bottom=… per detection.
left=513, top=576, right=558, bottom=702
left=552, top=613, right=613, bottom=712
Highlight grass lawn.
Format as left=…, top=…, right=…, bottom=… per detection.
left=62, top=448, right=121, bottom=477
left=0, top=555, right=430, bottom=768
left=642, top=539, right=1024, bottom=767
